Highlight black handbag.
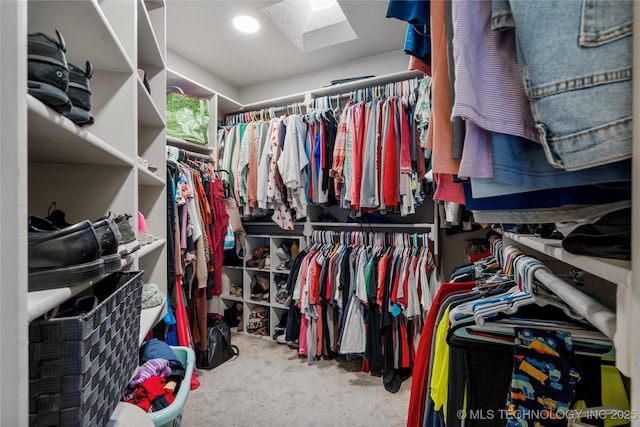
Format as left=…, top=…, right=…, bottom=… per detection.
left=196, top=318, right=239, bottom=370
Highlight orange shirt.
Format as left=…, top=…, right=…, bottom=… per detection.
left=427, top=0, right=460, bottom=175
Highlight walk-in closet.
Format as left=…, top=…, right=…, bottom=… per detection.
left=1, top=0, right=637, bottom=426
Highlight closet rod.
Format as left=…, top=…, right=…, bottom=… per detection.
left=495, top=240, right=616, bottom=340
left=166, top=135, right=214, bottom=155
left=166, top=145, right=214, bottom=163
left=313, top=76, right=420, bottom=103
left=533, top=267, right=616, bottom=340
left=223, top=102, right=307, bottom=125
left=223, top=75, right=423, bottom=124
left=179, top=149, right=213, bottom=163
left=309, top=222, right=435, bottom=229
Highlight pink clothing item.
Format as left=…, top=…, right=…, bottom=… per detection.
left=409, top=55, right=432, bottom=77
left=299, top=315, right=308, bottom=356
left=297, top=255, right=311, bottom=356
left=330, top=101, right=353, bottom=199
left=350, top=104, right=366, bottom=211
left=399, top=100, right=412, bottom=174
left=427, top=0, right=460, bottom=175
left=383, top=102, right=399, bottom=207
left=180, top=204, right=188, bottom=250
left=247, top=124, right=258, bottom=209
left=433, top=173, right=466, bottom=204
left=457, top=121, right=494, bottom=179
left=309, top=122, right=317, bottom=203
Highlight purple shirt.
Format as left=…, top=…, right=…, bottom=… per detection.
left=451, top=0, right=538, bottom=142
left=124, top=358, right=172, bottom=400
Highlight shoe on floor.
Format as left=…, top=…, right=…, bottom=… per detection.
left=27, top=30, right=72, bottom=114
left=28, top=219, right=104, bottom=291
left=276, top=333, right=299, bottom=349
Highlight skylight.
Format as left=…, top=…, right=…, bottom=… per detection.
left=310, top=0, right=338, bottom=12
left=262, top=0, right=357, bottom=52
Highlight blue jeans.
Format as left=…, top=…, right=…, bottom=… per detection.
left=492, top=0, right=633, bottom=171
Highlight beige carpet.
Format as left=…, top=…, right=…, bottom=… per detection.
left=181, top=332, right=412, bottom=427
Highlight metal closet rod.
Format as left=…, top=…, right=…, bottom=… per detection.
left=493, top=239, right=616, bottom=340
left=223, top=102, right=307, bottom=125
left=222, top=76, right=423, bottom=125
left=313, top=76, right=421, bottom=105
left=167, top=146, right=214, bottom=163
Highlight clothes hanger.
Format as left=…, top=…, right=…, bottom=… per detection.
left=455, top=255, right=609, bottom=350
left=567, top=407, right=629, bottom=427
left=480, top=246, right=586, bottom=321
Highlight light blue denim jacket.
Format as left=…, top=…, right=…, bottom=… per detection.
left=492, top=0, right=632, bottom=171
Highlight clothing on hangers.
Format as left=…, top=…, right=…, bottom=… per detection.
left=283, top=230, right=436, bottom=393
left=408, top=236, right=630, bottom=427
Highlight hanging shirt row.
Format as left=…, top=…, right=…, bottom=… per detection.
left=213, top=88, right=432, bottom=229
left=166, top=150, right=231, bottom=352
left=283, top=231, right=438, bottom=393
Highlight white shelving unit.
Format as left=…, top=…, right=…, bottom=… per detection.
left=0, top=0, right=169, bottom=424
left=218, top=233, right=305, bottom=339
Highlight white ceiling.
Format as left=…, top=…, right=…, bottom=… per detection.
left=165, top=0, right=408, bottom=90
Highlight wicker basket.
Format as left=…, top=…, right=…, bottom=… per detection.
left=29, top=271, right=143, bottom=427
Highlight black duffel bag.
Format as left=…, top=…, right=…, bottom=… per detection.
left=196, top=317, right=239, bottom=370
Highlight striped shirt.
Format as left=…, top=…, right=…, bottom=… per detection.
left=451, top=0, right=538, bottom=142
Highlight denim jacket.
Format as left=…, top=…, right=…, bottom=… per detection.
left=492, top=0, right=632, bottom=171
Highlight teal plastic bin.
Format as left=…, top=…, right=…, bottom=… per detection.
left=148, top=346, right=195, bottom=427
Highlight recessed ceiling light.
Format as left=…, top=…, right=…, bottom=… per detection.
left=233, top=15, right=260, bottom=33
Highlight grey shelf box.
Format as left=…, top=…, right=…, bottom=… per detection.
left=28, top=271, right=143, bottom=427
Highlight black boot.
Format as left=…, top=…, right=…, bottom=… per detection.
left=27, top=30, right=72, bottom=114
left=64, top=61, right=94, bottom=126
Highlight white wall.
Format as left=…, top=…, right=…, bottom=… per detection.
left=167, top=49, right=240, bottom=101
left=237, top=49, right=411, bottom=104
